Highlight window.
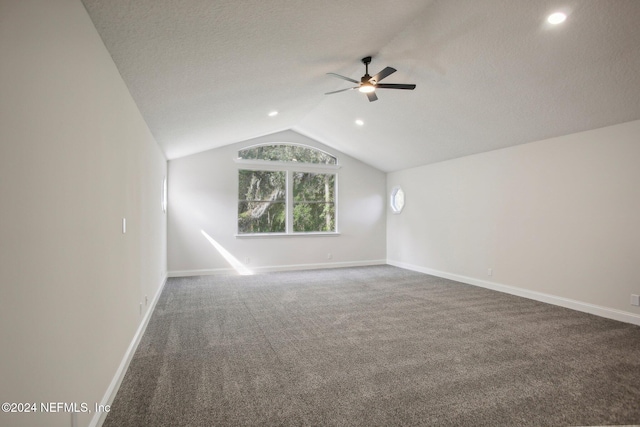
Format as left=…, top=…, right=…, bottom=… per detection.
left=293, top=172, right=335, bottom=232
left=390, top=186, right=405, bottom=213
left=238, top=144, right=336, bottom=165
left=237, top=144, right=338, bottom=235
left=238, top=170, right=286, bottom=233
left=162, top=176, right=167, bottom=213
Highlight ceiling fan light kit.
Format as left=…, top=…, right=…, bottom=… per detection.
left=359, top=84, right=375, bottom=93
left=326, top=56, right=416, bottom=102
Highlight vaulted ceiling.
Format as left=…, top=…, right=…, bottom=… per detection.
left=81, top=0, right=640, bottom=172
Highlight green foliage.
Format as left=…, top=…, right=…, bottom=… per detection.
left=292, top=172, right=335, bottom=232
left=238, top=170, right=286, bottom=233
left=238, top=170, right=335, bottom=234
left=238, top=201, right=286, bottom=233
left=238, top=144, right=336, bottom=165
left=293, top=202, right=335, bottom=232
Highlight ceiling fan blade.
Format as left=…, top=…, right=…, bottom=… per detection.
left=366, top=91, right=378, bottom=102
left=327, top=72, right=359, bottom=84
left=375, top=83, right=416, bottom=90
left=325, top=87, right=358, bottom=95
left=370, top=67, right=396, bottom=83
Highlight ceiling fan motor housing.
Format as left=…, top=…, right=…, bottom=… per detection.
left=326, top=56, right=415, bottom=102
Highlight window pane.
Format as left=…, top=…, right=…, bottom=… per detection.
left=390, top=187, right=405, bottom=213
left=293, top=202, right=335, bottom=232
left=238, top=170, right=286, bottom=234
left=238, top=201, right=286, bottom=233
left=238, top=144, right=337, bottom=165
left=293, top=172, right=334, bottom=201
left=238, top=170, right=285, bottom=201
left=293, top=172, right=335, bottom=232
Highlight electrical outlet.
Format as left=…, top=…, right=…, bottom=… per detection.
left=487, top=268, right=493, bottom=276
left=244, top=257, right=250, bottom=264
left=122, top=218, right=126, bottom=234
left=631, top=294, right=640, bottom=306
left=139, top=303, right=143, bottom=314
left=327, top=253, right=332, bottom=260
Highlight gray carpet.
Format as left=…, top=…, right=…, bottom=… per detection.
left=103, top=265, right=640, bottom=426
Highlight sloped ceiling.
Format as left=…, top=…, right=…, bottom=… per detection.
left=81, top=0, right=640, bottom=172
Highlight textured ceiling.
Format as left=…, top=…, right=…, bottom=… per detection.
left=81, top=0, right=640, bottom=172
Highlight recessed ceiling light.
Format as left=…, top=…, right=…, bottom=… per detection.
left=268, top=111, right=278, bottom=117
left=547, top=12, right=567, bottom=25
left=355, top=119, right=364, bottom=126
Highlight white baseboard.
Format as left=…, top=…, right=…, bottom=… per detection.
left=387, top=260, right=640, bottom=327
left=89, top=273, right=168, bottom=427
left=168, top=259, right=387, bottom=277
left=169, top=267, right=234, bottom=277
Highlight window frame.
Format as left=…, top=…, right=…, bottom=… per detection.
left=161, top=176, right=167, bottom=213
left=235, top=144, right=341, bottom=237
left=292, top=171, right=337, bottom=233
left=390, top=186, right=405, bottom=214
left=238, top=143, right=337, bottom=165
left=237, top=169, right=287, bottom=234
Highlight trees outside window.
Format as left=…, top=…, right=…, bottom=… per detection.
left=293, top=172, right=335, bottom=232
left=238, top=144, right=336, bottom=165
left=237, top=144, right=338, bottom=235
left=238, top=170, right=286, bottom=233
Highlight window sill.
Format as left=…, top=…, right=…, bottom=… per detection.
left=235, top=232, right=340, bottom=238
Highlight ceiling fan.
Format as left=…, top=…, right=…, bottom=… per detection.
left=326, top=56, right=416, bottom=102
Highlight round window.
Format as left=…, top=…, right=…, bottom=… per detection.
left=390, top=186, right=405, bottom=213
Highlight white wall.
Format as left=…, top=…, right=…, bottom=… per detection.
left=387, top=120, right=640, bottom=324
left=0, top=1, right=167, bottom=426
left=168, top=130, right=386, bottom=275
